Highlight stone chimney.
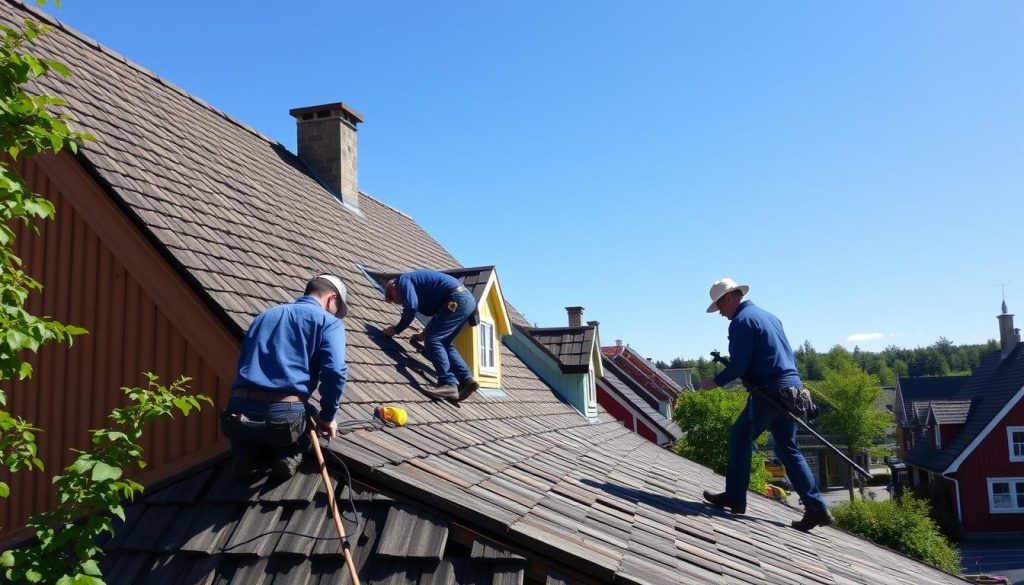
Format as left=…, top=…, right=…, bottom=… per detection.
left=289, top=102, right=364, bottom=210
left=999, top=299, right=1020, bottom=359
left=566, top=306, right=584, bottom=327
left=616, top=339, right=623, bottom=347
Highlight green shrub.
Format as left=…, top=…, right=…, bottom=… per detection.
left=831, top=495, right=961, bottom=574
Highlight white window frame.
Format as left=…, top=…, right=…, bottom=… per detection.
left=1008, top=426, right=1024, bottom=463
left=479, top=320, right=497, bottom=373
left=987, top=477, right=1024, bottom=514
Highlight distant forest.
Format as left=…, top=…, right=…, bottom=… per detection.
left=659, top=337, right=1000, bottom=386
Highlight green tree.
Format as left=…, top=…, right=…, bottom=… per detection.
left=814, top=362, right=893, bottom=501
left=0, top=6, right=210, bottom=584
left=831, top=495, right=961, bottom=575
left=672, top=387, right=773, bottom=494
left=1, top=0, right=92, bottom=507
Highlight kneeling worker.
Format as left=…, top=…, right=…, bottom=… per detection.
left=381, top=269, right=479, bottom=401
left=702, top=278, right=833, bottom=531
left=222, top=273, right=348, bottom=482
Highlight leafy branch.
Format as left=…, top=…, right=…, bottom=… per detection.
left=1, top=374, right=212, bottom=585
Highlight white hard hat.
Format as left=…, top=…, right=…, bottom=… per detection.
left=315, top=273, right=349, bottom=318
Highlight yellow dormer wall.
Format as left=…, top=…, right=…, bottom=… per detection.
left=451, top=270, right=510, bottom=389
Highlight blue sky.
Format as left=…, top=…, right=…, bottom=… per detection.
left=43, top=1, right=1023, bottom=363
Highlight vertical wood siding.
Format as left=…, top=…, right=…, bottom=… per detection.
left=958, top=401, right=1024, bottom=533
left=0, top=157, right=233, bottom=537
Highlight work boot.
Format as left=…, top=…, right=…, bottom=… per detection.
left=703, top=490, right=746, bottom=514
left=232, top=451, right=257, bottom=483
left=457, top=378, right=480, bottom=401
left=270, top=452, right=303, bottom=481
left=423, top=384, right=459, bottom=400
left=791, top=508, right=833, bottom=531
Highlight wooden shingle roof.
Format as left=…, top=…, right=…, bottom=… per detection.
left=5, top=1, right=968, bottom=582
left=521, top=326, right=597, bottom=374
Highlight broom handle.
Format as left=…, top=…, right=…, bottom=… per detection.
left=309, top=426, right=361, bottom=585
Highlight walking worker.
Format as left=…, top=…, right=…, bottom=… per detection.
left=221, top=273, right=348, bottom=482
left=381, top=269, right=479, bottom=401
left=701, top=278, right=833, bottom=531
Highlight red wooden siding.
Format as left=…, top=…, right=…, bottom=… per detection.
left=636, top=421, right=658, bottom=443
left=0, top=155, right=237, bottom=540
left=596, top=384, right=636, bottom=432
left=956, top=399, right=1024, bottom=533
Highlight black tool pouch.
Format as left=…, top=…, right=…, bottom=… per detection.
left=220, top=409, right=306, bottom=448
left=763, top=386, right=816, bottom=420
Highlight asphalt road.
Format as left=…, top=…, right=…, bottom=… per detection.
left=959, top=540, right=1024, bottom=585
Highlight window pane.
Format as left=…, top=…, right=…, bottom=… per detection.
left=1018, top=493, right=1024, bottom=510
left=993, top=494, right=1011, bottom=508
left=993, top=482, right=1009, bottom=494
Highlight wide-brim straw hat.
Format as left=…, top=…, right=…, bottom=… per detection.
left=706, top=278, right=749, bottom=313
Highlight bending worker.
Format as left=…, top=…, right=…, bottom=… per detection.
left=221, top=273, right=348, bottom=482
left=702, top=278, right=832, bottom=531
left=381, top=269, right=479, bottom=401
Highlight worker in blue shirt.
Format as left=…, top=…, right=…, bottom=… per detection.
left=381, top=269, right=479, bottom=401
left=221, top=273, right=348, bottom=482
left=701, top=278, right=832, bottom=531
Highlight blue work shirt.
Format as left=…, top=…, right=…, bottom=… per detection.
left=714, top=300, right=801, bottom=390
left=233, top=296, right=347, bottom=422
left=393, top=270, right=463, bottom=333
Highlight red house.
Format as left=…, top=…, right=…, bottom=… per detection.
left=904, top=301, right=1024, bottom=535
left=595, top=357, right=682, bottom=447
left=600, top=340, right=683, bottom=416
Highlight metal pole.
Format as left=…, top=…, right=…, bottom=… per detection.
left=710, top=351, right=872, bottom=480
left=309, top=426, right=362, bottom=585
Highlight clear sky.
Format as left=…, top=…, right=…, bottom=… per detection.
left=43, top=1, right=1023, bottom=363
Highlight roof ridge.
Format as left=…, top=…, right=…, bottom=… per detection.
left=9, top=0, right=283, bottom=149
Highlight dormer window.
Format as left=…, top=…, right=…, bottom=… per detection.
left=479, top=321, right=496, bottom=372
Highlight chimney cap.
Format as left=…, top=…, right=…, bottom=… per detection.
left=289, top=102, right=365, bottom=124
left=587, top=320, right=599, bottom=327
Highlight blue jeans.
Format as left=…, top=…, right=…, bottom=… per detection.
left=726, top=392, right=827, bottom=512
left=424, top=289, right=475, bottom=386
left=220, top=397, right=315, bottom=460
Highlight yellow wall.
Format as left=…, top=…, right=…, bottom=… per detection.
left=453, top=284, right=503, bottom=389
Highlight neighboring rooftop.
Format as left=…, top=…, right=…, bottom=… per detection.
left=519, top=325, right=598, bottom=373
left=599, top=358, right=683, bottom=442
left=905, top=345, right=1024, bottom=473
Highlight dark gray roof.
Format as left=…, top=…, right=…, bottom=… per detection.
left=905, top=346, right=1024, bottom=473
left=598, top=356, right=684, bottom=444
left=520, top=325, right=597, bottom=374
left=929, top=400, right=972, bottom=425
left=5, top=1, right=968, bottom=582
left=99, top=457, right=530, bottom=584
left=896, top=376, right=969, bottom=424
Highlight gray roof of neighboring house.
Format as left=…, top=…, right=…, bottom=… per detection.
left=929, top=400, right=972, bottom=425
left=598, top=358, right=683, bottom=442
left=905, top=346, right=1024, bottom=473
left=663, top=368, right=695, bottom=390
left=7, top=1, right=968, bottom=582
left=519, top=325, right=597, bottom=373
left=895, top=375, right=969, bottom=424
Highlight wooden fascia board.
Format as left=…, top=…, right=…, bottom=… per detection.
left=944, top=384, right=1024, bottom=474
left=590, top=340, right=604, bottom=378
left=480, top=269, right=512, bottom=336
left=34, top=151, right=240, bottom=382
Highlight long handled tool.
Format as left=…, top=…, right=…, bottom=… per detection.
left=710, top=351, right=872, bottom=479
left=309, top=424, right=362, bottom=585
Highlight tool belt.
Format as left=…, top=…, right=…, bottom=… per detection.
left=232, top=388, right=303, bottom=403
left=753, top=385, right=820, bottom=421
left=220, top=409, right=308, bottom=448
